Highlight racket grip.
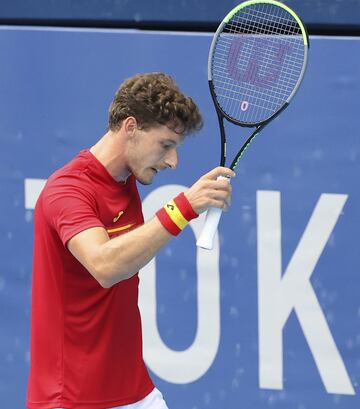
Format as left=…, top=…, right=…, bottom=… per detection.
left=196, top=207, right=223, bottom=250
left=196, top=175, right=230, bottom=250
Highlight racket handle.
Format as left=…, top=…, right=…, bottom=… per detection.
left=196, top=175, right=230, bottom=250
left=196, top=207, right=223, bottom=250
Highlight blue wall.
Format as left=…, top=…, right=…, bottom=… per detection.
left=0, top=26, right=360, bottom=408
left=1, top=0, right=360, bottom=26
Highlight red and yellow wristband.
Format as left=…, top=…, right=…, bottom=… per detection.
left=156, top=192, right=198, bottom=236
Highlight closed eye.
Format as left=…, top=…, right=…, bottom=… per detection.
left=161, top=141, right=175, bottom=150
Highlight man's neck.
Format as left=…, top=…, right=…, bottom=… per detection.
left=90, top=131, right=131, bottom=182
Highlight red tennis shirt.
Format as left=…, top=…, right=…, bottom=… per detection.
left=27, top=150, right=154, bottom=409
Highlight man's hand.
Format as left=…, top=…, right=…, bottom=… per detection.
left=184, top=167, right=235, bottom=214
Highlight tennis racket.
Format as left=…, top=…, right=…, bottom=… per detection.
left=196, top=0, right=309, bottom=250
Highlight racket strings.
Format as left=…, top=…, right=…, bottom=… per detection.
left=213, top=62, right=301, bottom=110
left=227, top=6, right=302, bottom=35
left=213, top=50, right=302, bottom=96
left=211, top=2, right=307, bottom=125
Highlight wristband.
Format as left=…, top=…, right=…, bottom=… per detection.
left=156, top=192, right=198, bottom=236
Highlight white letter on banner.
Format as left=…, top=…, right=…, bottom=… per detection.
left=139, top=185, right=220, bottom=383
left=257, top=190, right=354, bottom=395
left=24, top=178, right=46, bottom=209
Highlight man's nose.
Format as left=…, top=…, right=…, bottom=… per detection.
left=165, top=149, right=178, bottom=169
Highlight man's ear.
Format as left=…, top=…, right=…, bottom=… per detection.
left=123, top=116, right=138, bottom=138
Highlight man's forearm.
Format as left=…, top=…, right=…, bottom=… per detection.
left=98, top=217, right=172, bottom=287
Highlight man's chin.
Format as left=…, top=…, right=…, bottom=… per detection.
left=132, top=168, right=157, bottom=185
left=132, top=168, right=158, bottom=185
left=137, top=178, right=152, bottom=186
left=135, top=173, right=154, bottom=186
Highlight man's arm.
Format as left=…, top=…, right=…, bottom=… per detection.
left=68, top=217, right=171, bottom=288
left=67, top=166, right=234, bottom=288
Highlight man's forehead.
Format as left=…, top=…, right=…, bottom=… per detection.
left=161, top=128, right=185, bottom=144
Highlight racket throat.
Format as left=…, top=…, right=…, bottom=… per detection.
left=230, top=125, right=262, bottom=170
left=217, top=113, right=227, bottom=167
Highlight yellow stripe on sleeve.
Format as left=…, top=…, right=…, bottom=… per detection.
left=106, top=224, right=134, bottom=234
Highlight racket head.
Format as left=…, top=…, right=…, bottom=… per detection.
left=208, top=0, right=309, bottom=127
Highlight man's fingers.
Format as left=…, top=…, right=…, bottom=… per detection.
left=201, top=178, right=232, bottom=191
left=185, top=167, right=235, bottom=214
left=203, top=166, right=236, bottom=180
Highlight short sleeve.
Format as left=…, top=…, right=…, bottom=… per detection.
left=42, top=175, right=105, bottom=246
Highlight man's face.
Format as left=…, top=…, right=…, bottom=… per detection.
left=126, top=124, right=185, bottom=185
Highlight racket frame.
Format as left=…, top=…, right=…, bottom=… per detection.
left=197, top=0, right=310, bottom=249
left=207, top=0, right=309, bottom=169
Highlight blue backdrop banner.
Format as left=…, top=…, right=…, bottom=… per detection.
left=0, top=26, right=359, bottom=408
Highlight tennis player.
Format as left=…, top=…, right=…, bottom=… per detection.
left=26, top=73, right=234, bottom=409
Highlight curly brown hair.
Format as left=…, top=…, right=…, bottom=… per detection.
left=108, top=73, right=203, bottom=135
